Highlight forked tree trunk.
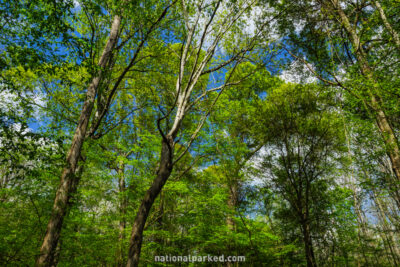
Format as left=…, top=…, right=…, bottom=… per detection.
left=126, top=137, right=174, bottom=267
left=35, top=15, right=122, bottom=267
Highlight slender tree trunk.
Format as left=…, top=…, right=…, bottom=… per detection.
left=226, top=180, right=239, bottom=267
left=117, top=162, right=127, bottom=267
left=126, top=137, right=174, bottom=267
left=373, top=0, right=400, bottom=51
left=331, top=246, right=334, bottom=267
left=301, top=218, right=317, bottom=267
left=227, top=180, right=238, bottom=230
left=35, top=15, right=122, bottom=267
left=351, top=173, right=370, bottom=266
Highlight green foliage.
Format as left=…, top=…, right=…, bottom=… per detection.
left=2, top=0, right=400, bottom=266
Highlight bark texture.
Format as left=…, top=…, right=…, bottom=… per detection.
left=126, top=137, right=174, bottom=267
left=35, top=15, right=121, bottom=267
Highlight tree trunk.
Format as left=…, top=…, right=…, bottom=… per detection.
left=50, top=233, right=62, bottom=267
left=227, top=180, right=238, bottom=230
left=373, top=0, right=400, bottom=51
left=126, top=137, right=174, bottom=267
left=35, top=15, right=121, bottom=267
left=154, top=191, right=165, bottom=255
left=226, top=180, right=239, bottom=267
left=301, top=219, right=317, bottom=267
left=372, top=99, right=400, bottom=183
left=117, top=162, right=127, bottom=267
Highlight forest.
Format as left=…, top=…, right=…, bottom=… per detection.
left=1, top=0, right=400, bottom=266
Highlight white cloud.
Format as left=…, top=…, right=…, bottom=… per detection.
left=279, top=59, right=317, bottom=84
left=73, top=0, right=80, bottom=8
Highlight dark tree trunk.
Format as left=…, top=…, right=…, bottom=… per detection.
left=35, top=15, right=121, bottom=267
left=154, top=191, right=165, bottom=255
left=126, top=137, right=174, bottom=267
left=301, top=219, right=317, bottom=267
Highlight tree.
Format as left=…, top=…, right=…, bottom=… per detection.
left=267, top=0, right=400, bottom=204
left=257, top=83, right=346, bottom=267
left=35, top=1, right=175, bottom=265
left=125, top=0, right=267, bottom=265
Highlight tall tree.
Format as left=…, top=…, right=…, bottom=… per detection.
left=36, top=1, right=175, bottom=265
left=267, top=0, right=400, bottom=207
left=257, top=83, right=346, bottom=267
left=125, top=0, right=267, bottom=265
